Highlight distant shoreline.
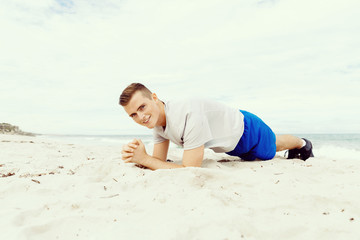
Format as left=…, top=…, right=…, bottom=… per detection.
left=0, top=123, right=35, bottom=136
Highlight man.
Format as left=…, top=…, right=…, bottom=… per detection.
left=119, top=83, right=314, bottom=170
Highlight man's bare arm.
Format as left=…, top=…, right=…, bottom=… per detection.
left=122, top=139, right=204, bottom=170
left=182, top=145, right=204, bottom=167
left=152, top=140, right=169, bottom=161
left=142, top=145, right=204, bottom=170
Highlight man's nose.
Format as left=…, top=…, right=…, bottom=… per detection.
left=138, top=112, right=145, bottom=120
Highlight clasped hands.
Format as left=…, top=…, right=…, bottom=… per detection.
left=121, top=139, right=147, bottom=165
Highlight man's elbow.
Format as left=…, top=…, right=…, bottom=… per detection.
left=182, top=162, right=202, bottom=168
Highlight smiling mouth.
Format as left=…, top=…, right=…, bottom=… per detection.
left=143, top=116, right=151, bottom=124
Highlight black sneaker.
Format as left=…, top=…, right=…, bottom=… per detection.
left=286, top=138, right=314, bottom=161
left=298, top=138, right=314, bottom=160
left=286, top=148, right=301, bottom=159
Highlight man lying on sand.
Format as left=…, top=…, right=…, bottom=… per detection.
left=119, top=83, right=314, bottom=170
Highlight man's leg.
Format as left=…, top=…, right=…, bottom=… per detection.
left=275, top=135, right=303, bottom=152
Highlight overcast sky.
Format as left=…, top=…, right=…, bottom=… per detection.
left=1, top=0, right=359, bottom=135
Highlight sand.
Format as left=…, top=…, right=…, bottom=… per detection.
left=1, top=134, right=360, bottom=239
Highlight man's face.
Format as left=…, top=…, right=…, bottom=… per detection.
left=123, top=91, right=160, bottom=129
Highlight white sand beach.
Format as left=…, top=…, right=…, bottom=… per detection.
left=1, top=134, right=360, bottom=240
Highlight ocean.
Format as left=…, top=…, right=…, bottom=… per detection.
left=38, top=134, right=360, bottom=161
left=301, top=134, right=360, bottom=151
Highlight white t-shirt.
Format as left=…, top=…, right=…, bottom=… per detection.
left=153, top=98, right=244, bottom=153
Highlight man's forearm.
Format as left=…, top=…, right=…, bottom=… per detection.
left=141, top=154, right=184, bottom=170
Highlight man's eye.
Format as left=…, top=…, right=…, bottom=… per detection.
left=130, top=114, right=136, bottom=118
left=140, top=105, right=145, bottom=110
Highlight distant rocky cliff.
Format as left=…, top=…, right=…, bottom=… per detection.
left=0, top=123, right=35, bottom=136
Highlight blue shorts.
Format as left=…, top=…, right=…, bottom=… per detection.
left=226, top=110, right=276, bottom=161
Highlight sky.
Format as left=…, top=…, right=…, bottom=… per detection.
left=1, top=0, right=359, bottom=135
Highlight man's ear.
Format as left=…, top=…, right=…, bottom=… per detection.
left=152, top=93, right=158, bottom=101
